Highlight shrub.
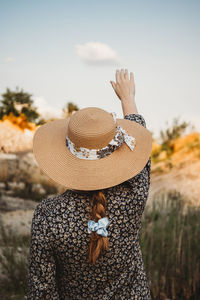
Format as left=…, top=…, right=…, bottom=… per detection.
left=140, top=191, right=200, bottom=299
left=0, top=219, right=30, bottom=300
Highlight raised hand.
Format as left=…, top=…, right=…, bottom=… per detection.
left=110, top=69, right=138, bottom=116
left=110, top=69, right=135, bottom=102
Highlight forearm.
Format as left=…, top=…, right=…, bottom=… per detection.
left=121, top=96, right=138, bottom=116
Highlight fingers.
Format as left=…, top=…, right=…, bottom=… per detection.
left=116, top=70, right=120, bottom=83
left=111, top=69, right=135, bottom=101
left=113, top=69, right=133, bottom=92
left=110, top=81, right=116, bottom=90
left=120, top=69, right=125, bottom=80
left=130, top=72, right=134, bottom=83
left=115, top=69, right=130, bottom=81
left=124, top=69, right=129, bottom=80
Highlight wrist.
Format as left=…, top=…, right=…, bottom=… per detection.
left=122, top=99, right=138, bottom=116
left=121, top=95, right=135, bottom=103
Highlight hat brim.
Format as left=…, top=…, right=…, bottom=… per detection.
left=32, top=118, right=152, bottom=190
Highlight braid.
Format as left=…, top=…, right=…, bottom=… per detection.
left=88, top=190, right=109, bottom=265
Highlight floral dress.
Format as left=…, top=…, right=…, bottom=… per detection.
left=26, top=114, right=152, bottom=300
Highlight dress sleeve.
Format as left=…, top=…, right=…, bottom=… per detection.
left=26, top=202, right=60, bottom=300
left=123, top=113, right=151, bottom=189
left=124, top=113, right=147, bottom=128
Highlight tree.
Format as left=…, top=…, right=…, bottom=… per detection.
left=160, top=117, right=191, bottom=144
left=159, top=116, right=191, bottom=155
left=62, top=101, right=79, bottom=118
left=0, top=87, right=40, bottom=123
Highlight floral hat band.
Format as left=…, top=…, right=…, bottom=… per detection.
left=65, top=112, right=136, bottom=160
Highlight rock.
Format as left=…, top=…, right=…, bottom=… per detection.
left=3, top=190, right=15, bottom=196
left=0, top=153, right=18, bottom=181
left=7, top=181, right=18, bottom=190
left=0, top=182, right=6, bottom=189
left=31, top=183, right=46, bottom=195
left=0, top=209, right=36, bottom=236
left=0, top=195, right=37, bottom=211
left=0, top=120, right=33, bottom=153
left=17, top=182, right=26, bottom=190
left=7, top=181, right=25, bottom=190
left=0, top=151, right=62, bottom=194
left=0, top=153, right=17, bottom=160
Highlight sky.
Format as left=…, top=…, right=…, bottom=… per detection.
left=0, top=0, right=199, bottom=141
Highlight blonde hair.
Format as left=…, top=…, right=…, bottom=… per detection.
left=88, top=190, right=109, bottom=265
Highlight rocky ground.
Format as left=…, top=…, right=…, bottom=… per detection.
left=150, top=155, right=200, bottom=207
left=0, top=119, right=34, bottom=153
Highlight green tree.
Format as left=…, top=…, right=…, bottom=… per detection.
left=62, top=101, right=79, bottom=118
left=0, top=87, right=40, bottom=123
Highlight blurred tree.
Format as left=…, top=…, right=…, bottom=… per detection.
left=160, top=117, right=191, bottom=144
left=62, top=101, right=79, bottom=118
left=0, top=87, right=41, bottom=123
left=159, top=116, right=191, bottom=155
left=36, top=117, right=46, bottom=125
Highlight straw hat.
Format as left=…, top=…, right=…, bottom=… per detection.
left=33, top=107, right=152, bottom=191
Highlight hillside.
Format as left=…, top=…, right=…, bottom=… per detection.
left=149, top=132, right=200, bottom=206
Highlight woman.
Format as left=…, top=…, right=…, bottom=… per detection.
left=26, top=69, right=152, bottom=299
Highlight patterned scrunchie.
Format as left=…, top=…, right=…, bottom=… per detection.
left=65, top=112, right=136, bottom=160
left=88, top=217, right=110, bottom=237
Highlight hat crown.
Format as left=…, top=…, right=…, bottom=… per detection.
left=68, top=107, right=116, bottom=149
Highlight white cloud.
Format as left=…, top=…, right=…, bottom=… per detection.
left=75, top=42, right=122, bottom=65
left=4, top=56, right=14, bottom=62
left=33, top=97, right=62, bottom=119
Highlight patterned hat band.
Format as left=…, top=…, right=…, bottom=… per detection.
left=65, top=112, right=136, bottom=160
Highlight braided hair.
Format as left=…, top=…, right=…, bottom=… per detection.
left=88, top=190, right=109, bottom=265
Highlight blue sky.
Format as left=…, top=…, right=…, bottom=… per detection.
left=0, top=0, right=199, bottom=140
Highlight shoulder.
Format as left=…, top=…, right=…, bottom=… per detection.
left=34, top=192, right=67, bottom=218
left=122, top=156, right=151, bottom=189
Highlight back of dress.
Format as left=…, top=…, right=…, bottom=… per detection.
left=26, top=114, right=152, bottom=300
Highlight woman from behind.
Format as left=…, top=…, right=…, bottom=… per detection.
left=26, top=69, right=152, bottom=299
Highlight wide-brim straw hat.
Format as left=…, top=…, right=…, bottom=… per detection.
left=33, top=107, right=152, bottom=191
